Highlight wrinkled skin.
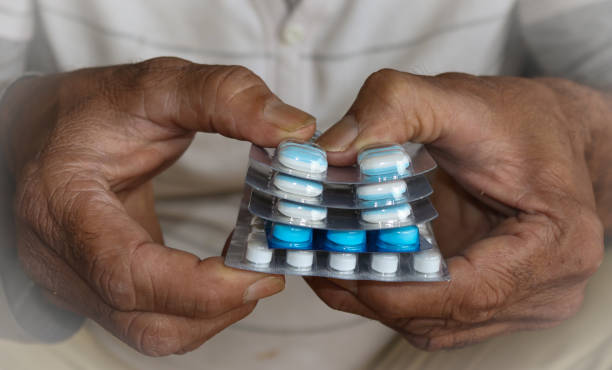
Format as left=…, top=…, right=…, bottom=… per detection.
left=0, top=57, right=316, bottom=356
left=309, top=69, right=612, bottom=350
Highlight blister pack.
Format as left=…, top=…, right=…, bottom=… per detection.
left=246, top=166, right=433, bottom=209
left=224, top=139, right=450, bottom=282
left=225, top=191, right=449, bottom=281
left=248, top=140, right=437, bottom=184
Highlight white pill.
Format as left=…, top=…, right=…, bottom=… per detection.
left=358, top=145, right=411, bottom=176
left=361, top=204, right=411, bottom=224
left=277, top=200, right=327, bottom=221
left=277, top=142, right=328, bottom=174
left=356, top=180, right=407, bottom=201
left=370, top=253, right=399, bottom=274
left=286, top=250, right=314, bottom=269
left=413, top=249, right=442, bottom=274
left=273, top=173, right=323, bottom=197
left=328, top=252, right=357, bottom=272
left=246, top=233, right=273, bottom=265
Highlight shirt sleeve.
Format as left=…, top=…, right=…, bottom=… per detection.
left=517, top=0, right=612, bottom=90
left=0, top=2, right=84, bottom=341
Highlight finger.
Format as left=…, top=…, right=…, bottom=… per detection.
left=107, top=302, right=256, bottom=357
left=105, top=57, right=316, bottom=146
left=316, top=69, right=484, bottom=165
left=17, top=228, right=260, bottom=356
left=304, top=277, right=379, bottom=320
left=17, top=189, right=285, bottom=319
left=117, top=181, right=164, bottom=244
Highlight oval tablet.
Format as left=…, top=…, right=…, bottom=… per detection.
left=277, top=141, right=328, bottom=174
left=413, top=249, right=442, bottom=274
left=277, top=200, right=327, bottom=221
left=273, top=173, right=323, bottom=197
left=358, top=145, right=411, bottom=176
left=356, top=180, right=407, bottom=201
left=361, top=203, right=411, bottom=224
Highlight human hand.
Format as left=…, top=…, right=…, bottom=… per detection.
left=308, top=69, right=609, bottom=350
left=0, top=57, right=315, bottom=355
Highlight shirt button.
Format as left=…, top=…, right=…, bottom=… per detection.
left=281, top=23, right=305, bottom=45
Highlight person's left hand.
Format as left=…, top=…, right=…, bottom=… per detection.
left=306, top=69, right=610, bottom=350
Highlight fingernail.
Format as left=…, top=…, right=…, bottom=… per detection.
left=243, top=276, right=285, bottom=302
left=263, top=99, right=316, bottom=132
left=316, top=115, right=359, bottom=152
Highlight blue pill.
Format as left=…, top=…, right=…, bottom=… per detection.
left=376, top=226, right=420, bottom=252
left=271, top=223, right=312, bottom=243
left=324, top=230, right=367, bottom=253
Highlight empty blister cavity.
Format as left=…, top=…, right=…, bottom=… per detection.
left=324, top=230, right=366, bottom=272
left=277, top=200, right=327, bottom=221
left=246, top=232, right=273, bottom=265
left=358, top=145, right=411, bottom=176
left=375, top=226, right=420, bottom=252
left=277, top=141, right=328, bottom=174
left=361, top=203, right=412, bottom=224
left=357, top=180, right=407, bottom=201
left=273, top=173, right=323, bottom=197
left=371, top=253, right=400, bottom=274
left=413, top=249, right=442, bottom=274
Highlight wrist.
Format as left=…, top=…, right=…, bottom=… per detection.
left=0, top=73, right=50, bottom=177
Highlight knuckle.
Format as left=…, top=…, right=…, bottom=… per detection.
left=452, top=282, right=507, bottom=324
left=136, top=318, right=182, bottom=357
left=212, top=65, right=266, bottom=103
left=93, top=256, right=137, bottom=311
left=363, top=68, right=408, bottom=101
left=195, top=283, right=224, bottom=318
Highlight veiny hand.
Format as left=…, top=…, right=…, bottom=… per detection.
left=0, top=57, right=315, bottom=355
left=308, top=69, right=611, bottom=350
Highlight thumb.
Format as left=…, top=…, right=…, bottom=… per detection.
left=316, top=69, right=488, bottom=166
left=108, top=57, right=317, bottom=147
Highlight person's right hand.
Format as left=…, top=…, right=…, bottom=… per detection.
left=0, top=57, right=315, bottom=356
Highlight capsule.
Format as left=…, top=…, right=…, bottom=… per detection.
left=356, top=180, right=407, bottom=201
left=358, top=145, right=411, bottom=176
left=273, top=173, right=323, bottom=197
left=361, top=203, right=411, bottom=224
left=277, top=200, right=327, bottom=221
left=277, top=141, right=328, bottom=174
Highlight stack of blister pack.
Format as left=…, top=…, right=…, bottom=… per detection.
left=225, top=136, right=450, bottom=282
